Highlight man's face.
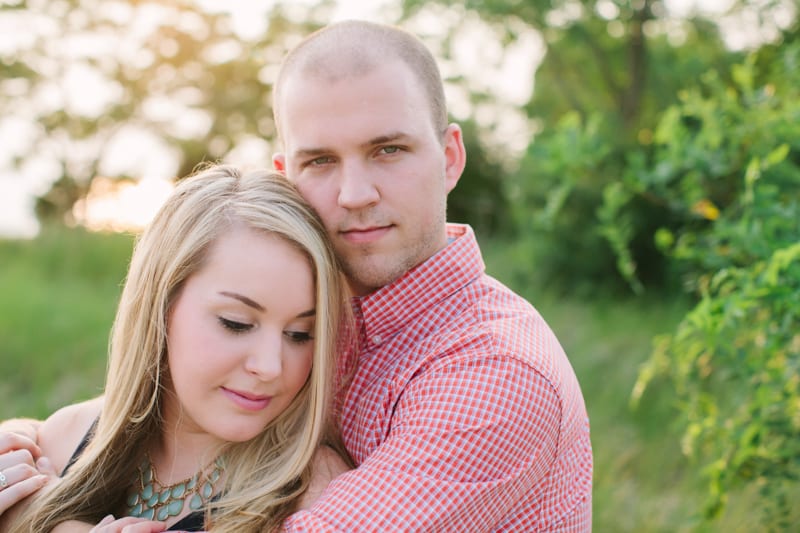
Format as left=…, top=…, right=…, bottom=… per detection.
left=273, top=60, right=465, bottom=296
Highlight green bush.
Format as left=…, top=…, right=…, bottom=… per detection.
left=510, top=36, right=800, bottom=527
left=631, top=42, right=800, bottom=527
left=507, top=111, right=630, bottom=292
left=635, top=243, right=800, bottom=525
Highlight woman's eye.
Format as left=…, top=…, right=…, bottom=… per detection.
left=218, top=317, right=252, bottom=334
left=380, top=146, right=400, bottom=155
left=285, top=330, right=314, bottom=344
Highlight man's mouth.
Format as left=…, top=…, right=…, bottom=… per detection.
left=340, top=225, right=392, bottom=244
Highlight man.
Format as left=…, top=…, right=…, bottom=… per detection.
left=2, top=20, right=592, bottom=532
left=271, top=21, right=592, bottom=531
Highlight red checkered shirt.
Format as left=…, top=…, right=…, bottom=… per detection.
left=285, top=224, right=592, bottom=531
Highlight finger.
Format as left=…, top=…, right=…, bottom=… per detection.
left=1, top=462, right=40, bottom=488
left=0, top=420, right=40, bottom=444
left=91, top=517, right=165, bottom=533
left=36, top=455, right=58, bottom=477
left=0, top=448, right=38, bottom=473
left=97, top=514, right=116, bottom=526
left=121, top=521, right=167, bottom=533
left=0, top=473, right=47, bottom=514
left=0, top=432, right=42, bottom=460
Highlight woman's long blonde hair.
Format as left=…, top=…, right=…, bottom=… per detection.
left=17, top=165, right=351, bottom=532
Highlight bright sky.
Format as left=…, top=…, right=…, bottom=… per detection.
left=0, top=0, right=793, bottom=238
left=0, top=0, right=402, bottom=237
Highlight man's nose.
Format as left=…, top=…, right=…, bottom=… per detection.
left=337, top=160, right=380, bottom=209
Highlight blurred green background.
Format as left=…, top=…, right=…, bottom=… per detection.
left=1, top=0, right=798, bottom=531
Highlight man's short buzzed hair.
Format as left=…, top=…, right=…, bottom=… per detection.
left=272, top=20, right=448, bottom=143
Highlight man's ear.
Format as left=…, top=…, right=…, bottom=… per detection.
left=443, top=123, right=466, bottom=194
left=273, top=153, right=287, bottom=174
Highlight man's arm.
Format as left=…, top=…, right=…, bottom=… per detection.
left=283, top=356, right=567, bottom=532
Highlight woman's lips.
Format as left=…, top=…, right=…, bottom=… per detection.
left=221, top=387, right=271, bottom=412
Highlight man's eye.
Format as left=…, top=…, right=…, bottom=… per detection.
left=380, top=146, right=400, bottom=155
left=285, top=330, right=314, bottom=344
left=218, top=317, right=252, bottom=334
left=308, top=156, right=333, bottom=166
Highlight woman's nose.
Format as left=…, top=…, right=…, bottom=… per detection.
left=243, top=333, right=283, bottom=380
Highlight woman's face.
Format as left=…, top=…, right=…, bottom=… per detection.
left=165, top=225, right=316, bottom=446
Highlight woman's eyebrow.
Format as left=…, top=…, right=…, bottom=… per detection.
left=219, top=291, right=264, bottom=311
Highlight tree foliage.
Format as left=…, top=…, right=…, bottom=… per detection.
left=0, top=0, right=506, bottom=233
left=2, top=0, right=331, bottom=222
left=630, top=41, right=800, bottom=526
left=402, top=0, right=793, bottom=291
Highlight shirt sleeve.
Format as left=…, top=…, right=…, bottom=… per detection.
left=283, top=356, right=561, bottom=531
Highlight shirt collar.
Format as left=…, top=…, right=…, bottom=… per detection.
left=352, top=223, right=485, bottom=346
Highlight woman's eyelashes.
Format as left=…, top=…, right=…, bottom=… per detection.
left=284, top=330, right=314, bottom=344
left=218, top=316, right=313, bottom=344
left=218, top=316, right=253, bottom=334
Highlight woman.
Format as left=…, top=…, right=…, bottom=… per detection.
left=0, top=434, right=51, bottom=516
left=2, top=165, right=352, bottom=532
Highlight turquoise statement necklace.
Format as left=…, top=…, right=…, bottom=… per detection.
left=124, top=455, right=224, bottom=522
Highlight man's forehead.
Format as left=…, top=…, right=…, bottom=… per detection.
left=281, top=60, right=405, bottom=99
left=288, top=33, right=389, bottom=77
left=275, top=59, right=433, bottom=153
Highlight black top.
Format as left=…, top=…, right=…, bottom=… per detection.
left=63, top=424, right=205, bottom=532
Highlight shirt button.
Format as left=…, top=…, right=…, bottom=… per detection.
left=371, top=334, right=382, bottom=345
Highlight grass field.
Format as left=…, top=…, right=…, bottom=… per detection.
left=0, top=227, right=777, bottom=531
left=0, top=227, right=133, bottom=418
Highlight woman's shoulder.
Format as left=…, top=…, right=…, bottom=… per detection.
left=312, top=445, right=351, bottom=474
left=295, top=445, right=352, bottom=511
left=39, top=396, right=104, bottom=474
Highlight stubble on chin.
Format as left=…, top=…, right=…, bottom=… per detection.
left=340, top=249, right=411, bottom=296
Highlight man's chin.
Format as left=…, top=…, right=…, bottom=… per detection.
left=343, top=257, right=407, bottom=296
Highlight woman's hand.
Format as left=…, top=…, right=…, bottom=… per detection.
left=0, top=419, right=41, bottom=443
left=0, top=431, right=53, bottom=515
left=52, top=516, right=166, bottom=533
left=88, top=515, right=166, bottom=533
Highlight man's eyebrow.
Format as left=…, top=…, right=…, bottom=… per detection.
left=219, top=291, right=264, bottom=311
left=292, top=132, right=412, bottom=159
left=362, top=132, right=410, bottom=148
left=293, top=147, right=330, bottom=159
